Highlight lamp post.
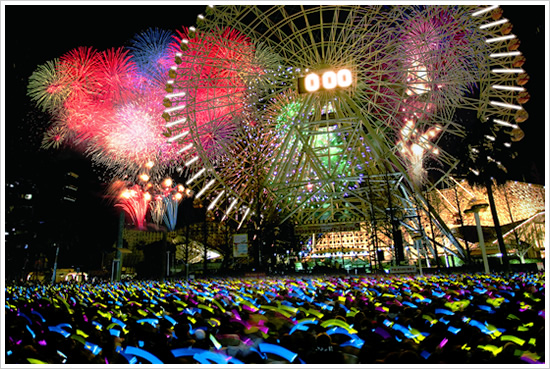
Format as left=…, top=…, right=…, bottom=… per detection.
left=412, top=232, right=423, bottom=276
left=51, top=243, right=60, bottom=284
left=113, top=211, right=125, bottom=282
left=465, top=199, right=490, bottom=274
left=166, top=250, right=170, bottom=278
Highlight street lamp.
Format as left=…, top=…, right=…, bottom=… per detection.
left=412, top=232, right=423, bottom=276
left=51, top=243, right=60, bottom=284
left=464, top=198, right=490, bottom=274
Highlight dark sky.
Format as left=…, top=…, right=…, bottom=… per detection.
left=5, top=4, right=207, bottom=171
left=2, top=4, right=547, bottom=267
left=4, top=4, right=546, bottom=179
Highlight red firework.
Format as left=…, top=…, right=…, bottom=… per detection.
left=167, top=27, right=258, bottom=161
left=58, top=46, right=102, bottom=105
left=173, top=27, right=256, bottom=86
left=96, top=47, right=139, bottom=102
left=63, top=98, right=111, bottom=144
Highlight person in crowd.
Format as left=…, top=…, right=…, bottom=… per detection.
left=4, top=272, right=545, bottom=364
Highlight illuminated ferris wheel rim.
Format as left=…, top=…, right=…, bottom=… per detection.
left=162, top=4, right=530, bottom=227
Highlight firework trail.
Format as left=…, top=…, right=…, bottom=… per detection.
left=149, top=195, right=167, bottom=227
left=114, top=184, right=152, bottom=231
left=158, top=178, right=188, bottom=231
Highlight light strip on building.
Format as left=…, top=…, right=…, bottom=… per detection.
left=195, top=179, right=215, bottom=199
left=485, top=34, right=516, bottom=43
left=167, top=130, right=189, bottom=143
left=435, top=189, right=458, bottom=213
left=164, top=104, right=186, bottom=114
left=207, top=190, right=225, bottom=211
left=492, top=211, right=545, bottom=244
left=184, top=156, right=199, bottom=166
left=450, top=176, right=476, bottom=198
left=494, top=119, right=519, bottom=129
left=165, top=91, right=186, bottom=99
left=491, top=68, right=525, bottom=74
left=479, top=18, right=508, bottom=29
left=222, top=198, right=239, bottom=221
left=165, top=117, right=187, bottom=128
left=237, top=207, right=252, bottom=230
left=471, top=5, right=498, bottom=17
left=185, top=168, right=206, bottom=185
left=177, top=143, right=194, bottom=154
left=490, top=51, right=521, bottom=58
left=492, top=85, right=525, bottom=92
left=490, top=101, right=523, bottom=110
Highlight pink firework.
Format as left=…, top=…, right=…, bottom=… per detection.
left=193, top=88, right=241, bottom=161
left=96, top=100, right=172, bottom=167
left=400, top=7, right=479, bottom=104
left=114, top=184, right=152, bottom=230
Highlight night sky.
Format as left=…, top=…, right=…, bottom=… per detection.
left=4, top=4, right=208, bottom=269
left=2, top=4, right=547, bottom=270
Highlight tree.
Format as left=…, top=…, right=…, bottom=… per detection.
left=455, top=118, right=521, bottom=271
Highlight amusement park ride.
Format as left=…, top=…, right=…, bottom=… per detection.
left=26, top=5, right=543, bottom=275
left=161, top=5, right=542, bottom=269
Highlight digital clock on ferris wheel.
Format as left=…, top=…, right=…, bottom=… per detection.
left=297, top=68, right=353, bottom=94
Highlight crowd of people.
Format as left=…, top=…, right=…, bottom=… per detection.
left=4, top=271, right=545, bottom=364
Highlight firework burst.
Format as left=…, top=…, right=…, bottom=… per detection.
left=128, top=28, right=176, bottom=89
left=27, top=27, right=181, bottom=184
left=96, top=47, right=138, bottom=103
left=58, top=46, right=102, bottom=104
left=27, top=59, right=71, bottom=113
left=164, top=26, right=258, bottom=163
left=41, top=123, right=70, bottom=149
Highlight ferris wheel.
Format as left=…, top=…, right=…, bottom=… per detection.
left=162, top=5, right=530, bottom=237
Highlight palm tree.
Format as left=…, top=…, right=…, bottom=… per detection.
left=455, top=118, right=519, bottom=271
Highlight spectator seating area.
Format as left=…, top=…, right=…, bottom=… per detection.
left=4, top=272, right=545, bottom=364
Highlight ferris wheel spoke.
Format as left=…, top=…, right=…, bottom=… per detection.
left=163, top=5, right=531, bottom=266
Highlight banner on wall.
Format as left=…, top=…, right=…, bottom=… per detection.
left=233, top=233, right=248, bottom=257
